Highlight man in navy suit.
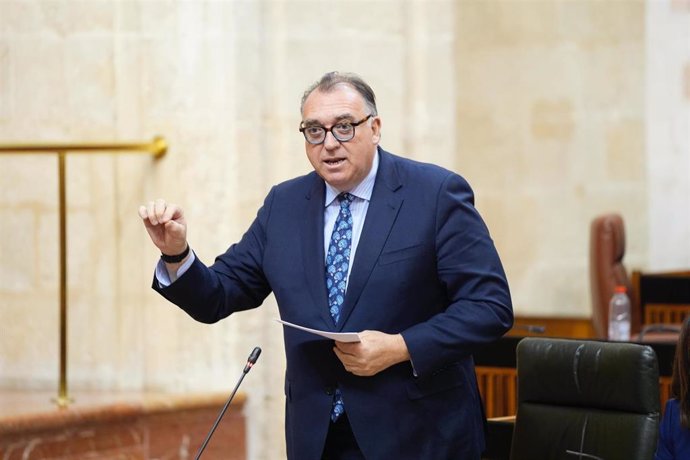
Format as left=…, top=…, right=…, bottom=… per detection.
left=139, top=72, right=513, bottom=459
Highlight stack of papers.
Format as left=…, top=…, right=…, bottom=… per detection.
left=276, top=319, right=361, bottom=343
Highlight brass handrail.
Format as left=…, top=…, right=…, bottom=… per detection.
left=0, top=136, right=167, bottom=407
left=0, top=136, right=167, bottom=157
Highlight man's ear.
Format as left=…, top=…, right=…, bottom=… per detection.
left=371, top=116, right=382, bottom=143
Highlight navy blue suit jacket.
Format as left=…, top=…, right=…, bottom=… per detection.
left=154, top=148, right=513, bottom=459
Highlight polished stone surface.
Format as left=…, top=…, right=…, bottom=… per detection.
left=0, top=390, right=246, bottom=459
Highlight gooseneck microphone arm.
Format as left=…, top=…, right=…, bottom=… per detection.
left=194, top=346, right=262, bottom=460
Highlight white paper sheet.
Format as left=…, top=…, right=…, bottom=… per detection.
left=276, top=319, right=361, bottom=342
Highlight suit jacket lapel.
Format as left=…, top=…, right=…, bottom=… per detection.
left=301, top=176, right=333, bottom=329
left=337, top=150, right=403, bottom=331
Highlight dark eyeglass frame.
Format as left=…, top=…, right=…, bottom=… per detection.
left=298, top=114, right=373, bottom=145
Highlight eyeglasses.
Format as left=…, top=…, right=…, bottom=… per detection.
left=299, top=114, right=372, bottom=145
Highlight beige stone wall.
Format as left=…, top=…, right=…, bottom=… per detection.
left=646, top=0, right=690, bottom=269
left=0, top=1, right=688, bottom=459
left=455, top=0, right=651, bottom=316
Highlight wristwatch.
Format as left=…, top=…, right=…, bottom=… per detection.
left=160, top=245, right=190, bottom=263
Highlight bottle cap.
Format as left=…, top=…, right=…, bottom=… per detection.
left=614, top=285, right=627, bottom=293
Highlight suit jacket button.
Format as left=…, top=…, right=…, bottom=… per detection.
left=325, top=386, right=334, bottom=396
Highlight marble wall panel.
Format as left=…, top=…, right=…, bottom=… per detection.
left=646, top=0, right=690, bottom=269
left=0, top=41, right=9, bottom=121
left=455, top=0, right=649, bottom=316
left=0, top=291, right=58, bottom=388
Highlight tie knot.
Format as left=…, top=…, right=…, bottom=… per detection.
left=338, top=193, right=354, bottom=208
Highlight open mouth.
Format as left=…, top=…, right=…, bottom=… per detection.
left=324, top=158, right=346, bottom=166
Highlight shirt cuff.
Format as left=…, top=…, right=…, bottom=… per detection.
left=155, top=251, right=196, bottom=287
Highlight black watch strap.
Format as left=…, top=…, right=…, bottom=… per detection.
left=161, top=245, right=190, bottom=263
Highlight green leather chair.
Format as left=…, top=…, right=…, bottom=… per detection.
left=510, top=338, right=660, bottom=460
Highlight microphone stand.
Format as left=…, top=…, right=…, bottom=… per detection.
left=194, top=347, right=262, bottom=460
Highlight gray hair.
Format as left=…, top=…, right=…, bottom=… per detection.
left=300, top=71, right=378, bottom=117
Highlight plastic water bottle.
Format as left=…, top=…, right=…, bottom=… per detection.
left=608, top=285, right=631, bottom=341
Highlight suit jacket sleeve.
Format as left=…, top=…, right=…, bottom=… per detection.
left=152, top=188, right=276, bottom=323
left=400, top=172, right=513, bottom=377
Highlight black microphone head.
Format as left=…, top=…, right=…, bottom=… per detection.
left=248, top=347, right=262, bottom=365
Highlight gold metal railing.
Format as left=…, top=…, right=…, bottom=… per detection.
left=0, top=136, right=167, bottom=407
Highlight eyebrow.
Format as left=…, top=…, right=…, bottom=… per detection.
left=302, top=113, right=357, bottom=126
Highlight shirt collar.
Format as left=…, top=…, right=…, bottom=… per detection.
left=324, top=150, right=379, bottom=207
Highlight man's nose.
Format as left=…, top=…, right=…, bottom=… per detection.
left=323, top=130, right=340, bottom=149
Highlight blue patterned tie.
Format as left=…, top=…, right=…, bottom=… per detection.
left=325, top=192, right=353, bottom=422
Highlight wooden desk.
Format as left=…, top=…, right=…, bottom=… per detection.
left=508, top=316, right=594, bottom=339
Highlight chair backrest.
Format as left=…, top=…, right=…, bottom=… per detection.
left=635, top=269, right=690, bottom=325
left=510, top=338, right=660, bottom=460
left=589, top=213, right=640, bottom=339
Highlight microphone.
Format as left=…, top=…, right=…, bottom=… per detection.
left=244, top=346, right=262, bottom=372
left=194, top=347, right=262, bottom=460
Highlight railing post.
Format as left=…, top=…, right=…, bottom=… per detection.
left=56, top=151, right=69, bottom=408
left=0, top=137, right=167, bottom=408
